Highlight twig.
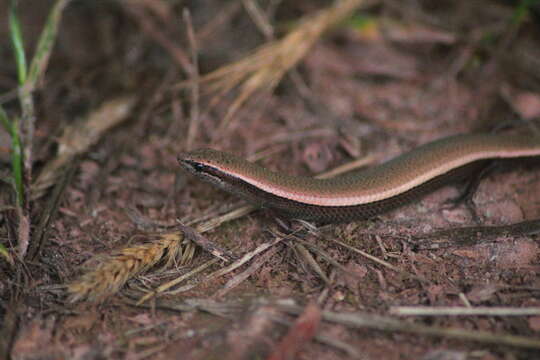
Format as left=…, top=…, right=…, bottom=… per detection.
left=329, top=237, right=428, bottom=283
left=412, top=219, right=540, bottom=250
left=251, top=128, right=336, bottom=154
left=180, top=0, right=369, bottom=134
left=179, top=224, right=235, bottom=262
left=312, top=154, right=376, bottom=179
left=123, top=1, right=193, bottom=75
left=215, top=244, right=280, bottom=298
left=293, top=237, right=365, bottom=281
left=196, top=1, right=242, bottom=42
left=183, top=9, right=200, bottom=150
left=242, top=0, right=274, bottom=39
left=276, top=301, right=540, bottom=349
left=194, top=205, right=257, bottom=233
left=137, top=258, right=221, bottom=304
left=27, top=161, right=77, bottom=260
left=390, top=306, right=540, bottom=317
left=125, top=206, right=178, bottom=231
left=136, top=297, right=540, bottom=351
left=32, top=95, right=136, bottom=200
left=294, top=243, right=331, bottom=285
left=206, top=236, right=284, bottom=280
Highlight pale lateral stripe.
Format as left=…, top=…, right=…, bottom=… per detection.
left=214, top=148, right=540, bottom=207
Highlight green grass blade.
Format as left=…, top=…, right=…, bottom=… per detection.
left=0, top=106, right=22, bottom=205
left=0, top=243, right=14, bottom=265
left=9, top=0, right=27, bottom=85
left=0, top=107, right=24, bottom=206
left=0, top=105, right=12, bottom=133
left=27, top=0, right=71, bottom=88
left=10, top=118, right=24, bottom=207
left=513, top=0, right=540, bottom=24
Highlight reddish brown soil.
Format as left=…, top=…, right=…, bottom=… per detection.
left=2, top=1, right=540, bottom=359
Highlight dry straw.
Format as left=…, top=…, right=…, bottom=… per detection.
left=193, top=0, right=368, bottom=132
left=32, top=95, right=136, bottom=200
left=67, top=232, right=194, bottom=302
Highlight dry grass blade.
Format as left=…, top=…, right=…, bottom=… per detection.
left=294, top=243, right=331, bottom=285
left=191, top=0, right=367, bottom=133
left=32, top=95, right=136, bottom=200
left=276, top=302, right=540, bottom=350
left=194, top=205, right=256, bottom=233
left=180, top=224, right=235, bottom=262
left=138, top=236, right=285, bottom=303
left=205, top=236, right=285, bottom=280
left=316, top=154, right=376, bottom=179
left=184, top=8, right=200, bottom=150
left=242, top=0, right=274, bottom=39
left=390, top=306, right=540, bottom=316
left=27, top=163, right=77, bottom=260
left=67, top=232, right=192, bottom=302
left=329, top=237, right=427, bottom=283
left=293, top=237, right=360, bottom=280
left=122, top=0, right=193, bottom=75
left=137, top=258, right=220, bottom=304
left=215, top=245, right=280, bottom=298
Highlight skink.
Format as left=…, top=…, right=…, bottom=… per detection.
left=178, top=133, right=540, bottom=222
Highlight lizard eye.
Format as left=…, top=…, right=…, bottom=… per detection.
left=191, top=162, right=205, bottom=172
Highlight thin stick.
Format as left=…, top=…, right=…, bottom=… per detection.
left=184, top=9, right=200, bottom=151
left=293, top=238, right=355, bottom=280
left=316, top=154, right=376, bottom=179
left=242, top=0, right=274, bottom=39
left=276, top=302, right=540, bottom=350
left=137, top=258, right=221, bottom=304
left=390, top=306, right=540, bottom=317
left=123, top=2, right=193, bottom=75
left=329, top=237, right=427, bottom=283
left=205, top=237, right=284, bottom=280
left=194, top=205, right=256, bottom=233
left=135, top=297, right=540, bottom=350
left=187, top=0, right=369, bottom=133
left=294, top=243, right=331, bottom=285
left=33, top=95, right=136, bottom=200
left=27, top=161, right=77, bottom=259
left=215, top=245, right=280, bottom=298
left=180, top=225, right=234, bottom=262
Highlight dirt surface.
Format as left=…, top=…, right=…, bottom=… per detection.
left=2, top=1, right=540, bottom=359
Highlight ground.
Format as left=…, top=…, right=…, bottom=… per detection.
left=1, top=1, right=540, bottom=359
